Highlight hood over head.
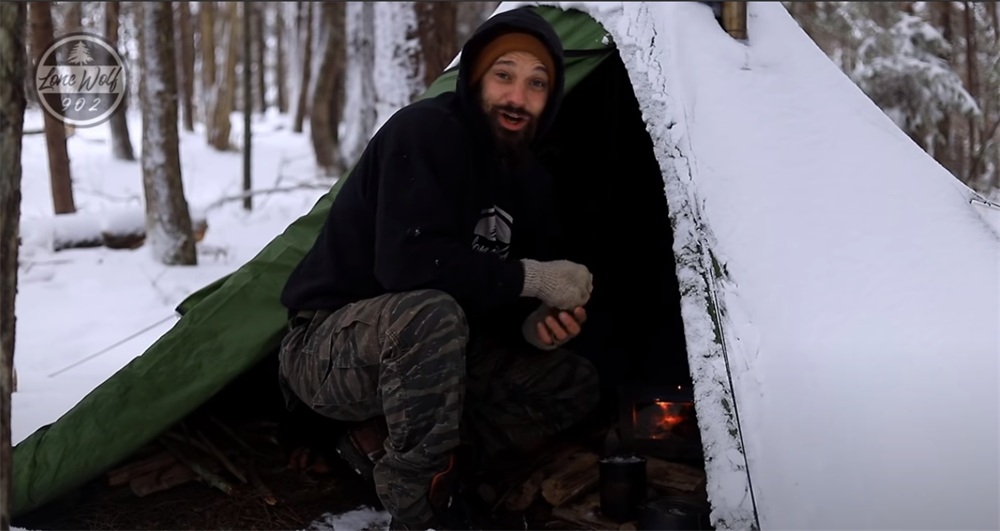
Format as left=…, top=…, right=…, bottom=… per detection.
left=456, top=6, right=565, bottom=143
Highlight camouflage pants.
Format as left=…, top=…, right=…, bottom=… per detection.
left=278, top=289, right=600, bottom=524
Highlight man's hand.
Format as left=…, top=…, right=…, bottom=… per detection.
left=536, top=306, right=587, bottom=347
left=522, top=304, right=587, bottom=351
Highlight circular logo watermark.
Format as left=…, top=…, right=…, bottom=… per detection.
left=34, top=32, right=128, bottom=128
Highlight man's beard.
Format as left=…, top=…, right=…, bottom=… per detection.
left=486, top=104, right=538, bottom=171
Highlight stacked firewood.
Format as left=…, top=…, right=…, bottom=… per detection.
left=486, top=445, right=708, bottom=530
left=104, top=418, right=277, bottom=505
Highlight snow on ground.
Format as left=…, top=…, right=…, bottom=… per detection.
left=306, top=507, right=391, bottom=531
left=12, top=108, right=385, bottom=529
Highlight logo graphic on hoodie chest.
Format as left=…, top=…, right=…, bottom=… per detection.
left=472, top=206, right=512, bottom=260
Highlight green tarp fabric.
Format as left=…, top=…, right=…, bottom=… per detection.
left=12, top=6, right=614, bottom=517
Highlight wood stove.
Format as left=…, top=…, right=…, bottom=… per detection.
left=617, top=385, right=703, bottom=464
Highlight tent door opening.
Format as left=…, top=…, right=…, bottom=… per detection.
left=538, top=48, right=693, bottom=427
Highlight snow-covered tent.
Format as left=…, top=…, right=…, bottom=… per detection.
left=13, top=3, right=999, bottom=529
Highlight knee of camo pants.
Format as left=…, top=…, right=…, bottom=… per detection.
left=375, top=289, right=471, bottom=526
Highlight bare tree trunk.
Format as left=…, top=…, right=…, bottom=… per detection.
left=61, top=1, right=82, bottom=32
left=416, top=2, right=457, bottom=90
left=1, top=3, right=28, bottom=525
left=340, top=1, right=377, bottom=163
left=24, top=10, right=37, bottom=109
left=208, top=2, right=240, bottom=151
left=200, top=1, right=216, bottom=136
left=310, top=2, right=345, bottom=175
left=292, top=1, right=312, bottom=133
left=105, top=1, right=135, bottom=161
left=29, top=2, right=76, bottom=215
left=456, top=2, right=496, bottom=45
left=176, top=1, right=195, bottom=132
left=138, top=1, right=197, bottom=265
left=373, top=3, right=422, bottom=125
left=932, top=1, right=956, bottom=175
left=992, top=2, right=999, bottom=46
left=253, top=2, right=266, bottom=113
left=964, top=1, right=980, bottom=184
left=274, top=1, right=287, bottom=113
left=243, top=2, right=252, bottom=211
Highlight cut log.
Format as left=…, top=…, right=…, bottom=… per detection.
left=129, top=461, right=197, bottom=497
left=107, top=451, right=177, bottom=487
left=540, top=450, right=600, bottom=507
left=646, top=457, right=706, bottom=493
left=499, top=444, right=595, bottom=511
left=504, top=468, right=546, bottom=512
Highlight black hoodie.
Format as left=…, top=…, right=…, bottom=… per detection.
left=280, top=7, right=566, bottom=332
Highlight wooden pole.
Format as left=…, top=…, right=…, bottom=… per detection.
left=722, top=2, right=748, bottom=40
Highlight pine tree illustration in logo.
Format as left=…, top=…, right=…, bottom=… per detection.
left=67, top=41, right=93, bottom=65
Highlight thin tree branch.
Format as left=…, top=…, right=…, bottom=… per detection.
left=201, top=183, right=333, bottom=213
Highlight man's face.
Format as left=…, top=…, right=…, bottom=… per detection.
left=479, top=51, right=550, bottom=147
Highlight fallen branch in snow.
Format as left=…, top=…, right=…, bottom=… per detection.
left=21, top=208, right=208, bottom=252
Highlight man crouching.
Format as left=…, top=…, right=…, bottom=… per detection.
left=277, top=7, right=600, bottom=529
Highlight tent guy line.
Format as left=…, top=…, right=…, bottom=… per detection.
left=47, top=314, right=177, bottom=378
left=708, top=272, right=760, bottom=530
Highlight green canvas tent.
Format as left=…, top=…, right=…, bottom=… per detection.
left=14, top=2, right=1000, bottom=530
left=13, top=1, right=672, bottom=521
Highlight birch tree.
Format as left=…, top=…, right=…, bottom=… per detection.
left=139, top=1, right=197, bottom=266
left=340, top=2, right=376, bottom=164
left=0, top=3, right=28, bottom=526
left=105, top=1, right=135, bottom=161
left=373, top=2, right=423, bottom=129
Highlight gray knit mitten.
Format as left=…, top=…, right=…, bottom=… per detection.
left=519, top=258, right=593, bottom=310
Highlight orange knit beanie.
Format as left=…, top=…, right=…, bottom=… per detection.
left=470, top=32, right=555, bottom=92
